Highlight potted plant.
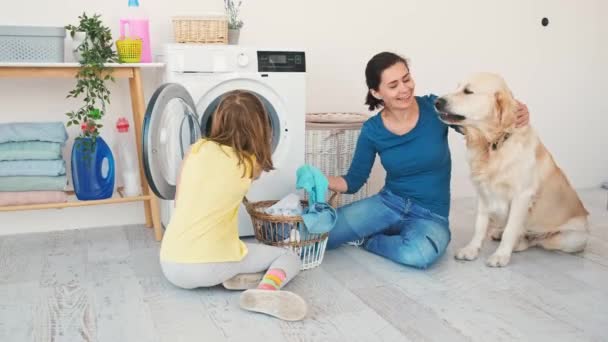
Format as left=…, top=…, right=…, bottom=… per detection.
left=65, top=13, right=119, bottom=199
left=224, top=0, right=243, bottom=45
left=65, top=12, right=119, bottom=150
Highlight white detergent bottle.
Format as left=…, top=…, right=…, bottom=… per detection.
left=115, top=117, right=142, bottom=197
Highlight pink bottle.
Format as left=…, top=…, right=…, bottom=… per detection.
left=120, top=0, right=152, bottom=63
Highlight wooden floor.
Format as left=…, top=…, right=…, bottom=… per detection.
left=1, top=188, right=607, bottom=342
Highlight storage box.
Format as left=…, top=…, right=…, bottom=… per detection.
left=172, top=16, right=228, bottom=44
left=0, top=26, right=66, bottom=63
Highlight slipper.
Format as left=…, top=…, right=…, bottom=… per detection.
left=239, top=289, right=307, bottom=321
left=222, top=272, right=265, bottom=290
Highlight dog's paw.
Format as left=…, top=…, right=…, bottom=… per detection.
left=486, top=253, right=511, bottom=267
left=455, top=246, right=480, bottom=261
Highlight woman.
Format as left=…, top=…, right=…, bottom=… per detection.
left=324, top=52, right=529, bottom=269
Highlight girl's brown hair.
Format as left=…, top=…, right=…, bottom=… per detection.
left=208, top=90, right=274, bottom=178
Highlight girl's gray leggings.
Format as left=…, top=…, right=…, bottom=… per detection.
left=160, top=242, right=301, bottom=289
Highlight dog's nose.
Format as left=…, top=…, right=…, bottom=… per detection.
left=435, top=97, right=447, bottom=111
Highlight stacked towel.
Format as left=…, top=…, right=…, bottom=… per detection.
left=0, top=122, right=68, bottom=206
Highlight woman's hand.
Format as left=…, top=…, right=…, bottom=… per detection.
left=515, top=101, right=530, bottom=128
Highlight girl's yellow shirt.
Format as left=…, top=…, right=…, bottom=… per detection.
left=160, top=139, right=251, bottom=263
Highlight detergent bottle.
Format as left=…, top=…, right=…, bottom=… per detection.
left=114, top=117, right=142, bottom=197
left=120, top=0, right=152, bottom=62
left=71, top=129, right=115, bottom=200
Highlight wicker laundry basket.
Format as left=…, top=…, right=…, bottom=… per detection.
left=172, top=16, right=228, bottom=44
left=305, top=112, right=370, bottom=207
left=244, top=193, right=339, bottom=270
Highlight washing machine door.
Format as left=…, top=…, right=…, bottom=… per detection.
left=142, top=83, right=201, bottom=200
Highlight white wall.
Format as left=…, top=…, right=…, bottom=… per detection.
left=0, top=0, right=606, bottom=234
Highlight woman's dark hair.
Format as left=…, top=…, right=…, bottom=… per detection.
left=364, top=52, right=409, bottom=111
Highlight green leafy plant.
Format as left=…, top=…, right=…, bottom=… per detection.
left=224, top=0, right=244, bottom=29
left=65, top=13, right=119, bottom=154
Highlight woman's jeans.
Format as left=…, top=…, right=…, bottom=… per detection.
left=327, top=189, right=451, bottom=269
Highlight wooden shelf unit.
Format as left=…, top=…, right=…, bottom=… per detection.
left=0, top=63, right=164, bottom=241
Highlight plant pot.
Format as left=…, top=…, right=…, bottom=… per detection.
left=71, top=31, right=87, bottom=62
left=228, top=29, right=240, bottom=45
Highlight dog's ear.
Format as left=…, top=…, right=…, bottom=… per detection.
left=495, top=90, right=516, bottom=128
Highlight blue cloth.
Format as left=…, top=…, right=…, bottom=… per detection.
left=0, top=160, right=66, bottom=176
left=301, top=202, right=337, bottom=234
left=296, top=164, right=337, bottom=234
left=342, top=95, right=452, bottom=217
left=296, top=164, right=329, bottom=207
left=0, top=122, right=68, bottom=145
left=327, top=188, right=451, bottom=269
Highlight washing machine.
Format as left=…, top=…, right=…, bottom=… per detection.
left=142, top=44, right=306, bottom=237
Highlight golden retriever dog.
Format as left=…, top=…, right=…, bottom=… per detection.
left=435, top=72, right=589, bottom=267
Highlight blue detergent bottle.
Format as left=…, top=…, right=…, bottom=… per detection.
left=71, top=135, right=115, bottom=200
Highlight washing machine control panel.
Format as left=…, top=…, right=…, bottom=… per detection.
left=257, top=51, right=305, bottom=72
left=237, top=53, right=250, bottom=67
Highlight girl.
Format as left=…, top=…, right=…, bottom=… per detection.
left=160, top=90, right=307, bottom=322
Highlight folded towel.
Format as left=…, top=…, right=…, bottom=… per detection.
left=0, top=191, right=67, bottom=206
left=0, top=122, right=68, bottom=144
left=0, top=175, right=67, bottom=192
left=0, top=160, right=65, bottom=176
left=0, top=141, right=63, bottom=161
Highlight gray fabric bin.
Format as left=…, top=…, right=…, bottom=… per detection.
left=0, top=26, right=66, bottom=62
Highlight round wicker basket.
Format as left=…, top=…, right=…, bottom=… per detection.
left=244, top=193, right=339, bottom=270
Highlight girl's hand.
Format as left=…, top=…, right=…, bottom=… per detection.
left=515, top=101, right=530, bottom=128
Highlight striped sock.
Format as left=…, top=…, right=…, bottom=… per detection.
left=257, top=269, right=286, bottom=291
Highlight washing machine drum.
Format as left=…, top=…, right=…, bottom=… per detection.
left=142, top=83, right=281, bottom=200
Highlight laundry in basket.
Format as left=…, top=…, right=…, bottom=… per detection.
left=260, top=193, right=303, bottom=244
left=301, top=202, right=337, bottom=234
left=260, top=193, right=303, bottom=248
left=264, top=193, right=303, bottom=216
